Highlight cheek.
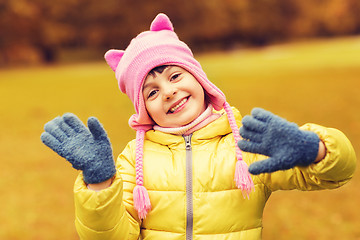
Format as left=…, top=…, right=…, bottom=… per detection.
left=192, top=80, right=204, bottom=97
left=197, top=89, right=206, bottom=111
left=145, top=102, right=154, bottom=118
left=145, top=100, right=162, bottom=119
left=195, top=86, right=205, bottom=103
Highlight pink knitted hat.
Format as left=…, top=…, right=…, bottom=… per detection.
left=104, top=13, right=254, bottom=220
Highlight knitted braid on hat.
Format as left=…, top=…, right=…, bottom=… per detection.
left=223, top=102, right=254, bottom=198
left=133, top=129, right=151, bottom=220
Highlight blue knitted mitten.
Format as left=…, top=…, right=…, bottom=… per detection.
left=238, top=108, right=320, bottom=175
left=41, top=113, right=116, bottom=184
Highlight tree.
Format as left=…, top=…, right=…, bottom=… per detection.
left=1, top=0, right=360, bottom=65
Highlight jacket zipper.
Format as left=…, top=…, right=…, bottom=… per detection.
left=184, top=134, right=193, bottom=240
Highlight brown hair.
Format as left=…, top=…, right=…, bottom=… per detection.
left=147, top=65, right=171, bottom=77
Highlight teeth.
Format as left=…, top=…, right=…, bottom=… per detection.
left=170, top=98, right=187, bottom=113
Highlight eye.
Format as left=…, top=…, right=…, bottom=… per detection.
left=148, top=89, right=158, bottom=98
left=170, top=73, right=181, bottom=81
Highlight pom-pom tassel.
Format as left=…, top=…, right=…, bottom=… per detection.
left=234, top=160, right=254, bottom=199
left=133, top=185, right=151, bottom=220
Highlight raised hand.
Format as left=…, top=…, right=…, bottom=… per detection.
left=41, top=113, right=116, bottom=184
left=238, top=108, right=320, bottom=175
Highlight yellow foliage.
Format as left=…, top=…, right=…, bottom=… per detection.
left=1, top=36, right=359, bottom=239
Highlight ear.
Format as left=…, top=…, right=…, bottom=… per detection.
left=150, top=13, right=174, bottom=32
left=104, top=49, right=125, bottom=72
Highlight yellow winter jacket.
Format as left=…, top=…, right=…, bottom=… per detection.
left=73, top=108, right=356, bottom=240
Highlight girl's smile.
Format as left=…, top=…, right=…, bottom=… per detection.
left=168, top=97, right=189, bottom=114
left=142, top=66, right=206, bottom=128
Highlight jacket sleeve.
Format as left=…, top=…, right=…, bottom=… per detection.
left=253, top=123, right=357, bottom=192
left=73, top=140, right=140, bottom=240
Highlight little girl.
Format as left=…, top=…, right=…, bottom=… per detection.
left=41, top=13, right=356, bottom=240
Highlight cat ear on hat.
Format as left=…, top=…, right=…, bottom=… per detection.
left=104, top=49, right=125, bottom=72
left=150, top=13, right=174, bottom=32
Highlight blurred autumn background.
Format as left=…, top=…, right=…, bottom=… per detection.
left=2, top=0, right=360, bottom=65
left=1, top=0, right=360, bottom=239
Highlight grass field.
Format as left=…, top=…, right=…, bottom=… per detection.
left=1, top=36, right=360, bottom=239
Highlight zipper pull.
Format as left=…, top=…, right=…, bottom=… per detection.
left=184, top=134, right=192, bottom=150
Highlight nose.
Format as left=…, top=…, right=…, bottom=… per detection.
left=163, top=85, right=177, bottom=101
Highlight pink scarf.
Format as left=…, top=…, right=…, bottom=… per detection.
left=153, top=105, right=221, bottom=135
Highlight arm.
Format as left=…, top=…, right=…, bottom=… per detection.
left=298, top=123, right=356, bottom=183
left=314, top=140, right=326, bottom=163
left=74, top=170, right=140, bottom=240
left=238, top=108, right=356, bottom=191
left=41, top=114, right=140, bottom=239
left=74, top=140, right=141, bottom=239
left=250, top=124, right=356, bottom=191
left=88, top=178, right=113, bottom=191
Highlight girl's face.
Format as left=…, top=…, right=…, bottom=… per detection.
left=142, top=66, right=206, bottom=128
